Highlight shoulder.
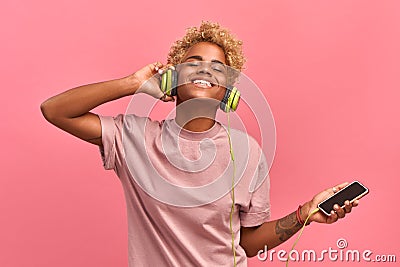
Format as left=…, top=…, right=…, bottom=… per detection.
left=109, top=114, right=163, bottom=130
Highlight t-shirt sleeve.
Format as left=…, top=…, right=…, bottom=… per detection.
left=239, top=152, right=271, bottom=227
left=98, top=114, right=124, bottom=170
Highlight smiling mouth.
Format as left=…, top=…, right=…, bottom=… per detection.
left=191, top=79, right=214, bottom=88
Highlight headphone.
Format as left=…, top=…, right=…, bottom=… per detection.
left=160, top=68, right=241, bottom=112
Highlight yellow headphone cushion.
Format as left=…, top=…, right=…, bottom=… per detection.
left=229, top=87, right=240, bottom=111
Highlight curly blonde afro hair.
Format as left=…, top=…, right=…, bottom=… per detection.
left=167, top=21, right=246, bottom=72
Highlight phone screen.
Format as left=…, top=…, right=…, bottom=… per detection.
left=318, top=181, right=369, bottom=216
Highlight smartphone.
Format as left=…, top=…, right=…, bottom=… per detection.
left=318, top=181, right=369, bottom=216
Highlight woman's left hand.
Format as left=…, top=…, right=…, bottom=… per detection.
left=301, top=182, right=360, bottom=224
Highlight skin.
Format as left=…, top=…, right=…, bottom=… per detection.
left=174, top=42, right=229, bottom=132
left=41, top=41, right=359, bottom=258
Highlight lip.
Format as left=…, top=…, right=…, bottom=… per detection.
left=189, top=76, right=218, bottom=87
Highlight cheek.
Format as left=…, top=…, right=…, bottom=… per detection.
left=215, top=73, right=228, bottom=87
left=216, top=87, right=227, bottom=100
left=176, top=69, right=191, bottom=86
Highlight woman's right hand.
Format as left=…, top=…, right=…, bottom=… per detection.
left=129, top=62, right=175, bottom=102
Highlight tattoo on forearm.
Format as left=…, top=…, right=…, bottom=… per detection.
left=275, top=211, right=302, bottom=242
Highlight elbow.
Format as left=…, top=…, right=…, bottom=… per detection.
left=40, top=100, right=56, bottom=123
left=243, top=247, right=259, bottom=258
left=240, top=226, right=263, bottom=258
left=240, top=240, right=260, bottom=258
left=40, top=101, right=50, bottom=120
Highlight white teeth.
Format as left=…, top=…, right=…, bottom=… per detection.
left=192, top=80, right=212, bottom=87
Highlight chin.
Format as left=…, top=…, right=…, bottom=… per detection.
left=177, top=95, right=220, bottom=110
left=177, top=84, right=223, bottom=102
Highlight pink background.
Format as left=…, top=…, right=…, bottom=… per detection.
left=1, top=0, right=399, bottom=266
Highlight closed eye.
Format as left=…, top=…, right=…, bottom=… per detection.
left=211, top=63, right=226, bottom=73
left=212, top=66, right=223, bottom=72
left=187, top=62, right=200, bottom=67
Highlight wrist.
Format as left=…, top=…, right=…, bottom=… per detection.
left=121, top=74, right=141, bottom=95
left=299, top=202, right=313, bottom=225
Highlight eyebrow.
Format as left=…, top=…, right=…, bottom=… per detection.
left=184, top=55, right=226, bottom=66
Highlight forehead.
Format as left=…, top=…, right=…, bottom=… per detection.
left=182, top=42, right=226, bottom=64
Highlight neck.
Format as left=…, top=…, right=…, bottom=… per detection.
left=176, top=117, right=216, bottom=132
left=175, top=98, right=218, bottom=132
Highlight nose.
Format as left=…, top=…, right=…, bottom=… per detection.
left=196, top=62, right=212, bottom=76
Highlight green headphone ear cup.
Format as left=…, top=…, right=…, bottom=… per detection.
left=220, top=90, right=229, bottom=112
left=166, top=69, right=173, bottom=96
left=229, top=87, right=240, bottom=111
left=160, top=68, right=177, bottom=96
left=220, top=86, right=240, bottom=112
left=161, top=70, right=167, bottom=93
left=170, top=68, right=178, bottom=96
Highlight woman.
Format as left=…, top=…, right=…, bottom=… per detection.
left=41, top=21, right=358, bottom=266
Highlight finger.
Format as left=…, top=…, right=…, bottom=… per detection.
left=328, top=183, right=348, bottom=195
left=157, top=64, right=174, bottom=75
left=327, top=211, right=339, bottom=224
left=333, top=204, right=346, bottom=218
left=159, top=94, right=175, bottom=102
left=166, top=95, right=175, bottom=102
left=352, top=199, right=360, bottom=207
left=152, top=62, right=164, bottom=72
left=165, top=63, right=175, bottom=69
left=344, top=200, right=352, bottom=213
left=161, top=95, right=175, bottom=102
left=334, top=182, right=349, bottom=191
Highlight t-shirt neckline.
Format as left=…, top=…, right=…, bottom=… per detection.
left=167, top=118, right=222, bottom=141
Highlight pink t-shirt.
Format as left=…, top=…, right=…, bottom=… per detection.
left=99, top=114, right=270, bottom=267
